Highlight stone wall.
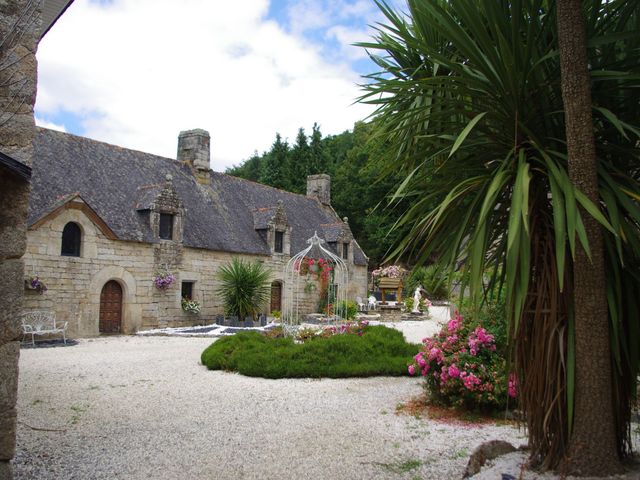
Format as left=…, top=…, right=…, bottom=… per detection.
left=0, top=1, right=40, bottom=477
left=23, top=206, right=369, bottom=336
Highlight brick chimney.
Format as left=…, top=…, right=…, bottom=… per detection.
left=177, top=129, right=211, bottom=183
left=306, top=174, right=331, bottom=205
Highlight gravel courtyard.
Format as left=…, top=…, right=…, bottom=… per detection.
left=13, top=331, right=526, bottom=479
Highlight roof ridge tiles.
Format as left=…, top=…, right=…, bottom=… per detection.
left=213, top=171, right=321, bottom=203
left=37, top=127, right=176, bottom=164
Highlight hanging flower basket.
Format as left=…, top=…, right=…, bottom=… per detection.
left=25, top=276, right=47, bottom=294
left=153, top=269, right=175, bottom=290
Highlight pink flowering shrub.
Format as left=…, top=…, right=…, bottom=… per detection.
left=408, top=311, right=517, bottom=411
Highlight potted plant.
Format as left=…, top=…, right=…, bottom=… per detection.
left=181, top=297, right=201, bottom=314
left=25, top=275, right=47, bottom=294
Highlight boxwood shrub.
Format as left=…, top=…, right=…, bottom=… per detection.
left=201, top=325, right=420, bottom=379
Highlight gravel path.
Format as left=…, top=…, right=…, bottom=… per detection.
left=13, top=328, right=527, bottom=479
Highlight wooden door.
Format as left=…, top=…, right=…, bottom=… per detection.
left=100, top=280, right=122, bottom=334
left=270, top=282, right=282, bottom=313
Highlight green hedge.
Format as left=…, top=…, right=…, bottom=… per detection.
left=201, top=325, right=420, bottom=379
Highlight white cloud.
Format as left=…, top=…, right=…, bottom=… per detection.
left=326, top=25, right=372, bottom=61
left=35, top=0, right=376, bottom=171
left=34, top=116, right=67, bottom=132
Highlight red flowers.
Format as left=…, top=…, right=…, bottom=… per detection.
left=295, top=257, right=333, bottom=284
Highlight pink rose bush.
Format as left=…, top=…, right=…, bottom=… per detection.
left=408, top=311, right=517, bottom=411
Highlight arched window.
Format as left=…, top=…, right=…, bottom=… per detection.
left=61, top=222, right=81, bottom=257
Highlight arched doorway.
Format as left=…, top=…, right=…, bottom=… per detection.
left=270, top=281, right=282, bottom=314
left=100, top=280, right=122, bottom=334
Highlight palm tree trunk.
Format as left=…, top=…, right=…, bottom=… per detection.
left=556, top=0, right=622, bottom=475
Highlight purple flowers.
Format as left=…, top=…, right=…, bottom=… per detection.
left=153, top=270, right=175, bottom=290
left=28, top=276, right=47, bottom=293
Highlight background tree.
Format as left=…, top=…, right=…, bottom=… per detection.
left=227, top=150, right=262, bottom=182
left=332, top=121, right=413, bottom=266
left=359, top=0, right=639, bottom=472
left=287, top=127, right=312, bottom=193
left=309, top=123, right=329, bottom=175
left=259, top=133, right=290, bottom=190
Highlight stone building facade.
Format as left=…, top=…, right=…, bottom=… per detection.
left=23, top=128, right=368, bottom=337
left=0, top=0, right=43, bottom=477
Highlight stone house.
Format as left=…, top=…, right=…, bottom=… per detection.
left=22, top=128, right=368, bottom=337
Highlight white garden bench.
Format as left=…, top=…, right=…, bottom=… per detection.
left=21, top=311, right=67, bottom=346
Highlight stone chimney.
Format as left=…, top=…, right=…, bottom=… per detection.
left=177, top=129, right=211, bottom=183
left=306, top=174, right=331, bottom=205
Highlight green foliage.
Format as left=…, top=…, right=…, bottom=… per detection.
left=215, top=258, right=271, bottom=320
left=405, top=265, right=451, bottom=301
left=457, top=291, right=507, bottom=357
left=359, top=0, right=639, bottom=468
left=226, top=151, right=262, bottom=182
left=287, top=127, right=312, bottom=193
left=201, top=326, right=420, bottom=378
left=337, top=300, right=358, bottom=320
left=409, top=313, right=512, bottom=412
left=259, top=133, right=290, bottom=190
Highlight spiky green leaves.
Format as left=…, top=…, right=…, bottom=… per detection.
left=215, top=258, right=272, bottom=320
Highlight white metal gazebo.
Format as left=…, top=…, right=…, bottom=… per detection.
left=282, top=232, right=349, bottom=329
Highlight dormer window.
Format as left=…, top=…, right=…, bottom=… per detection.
left=275, top=231, right=284, bottom=253
left=328, top=241, right=337, bottom=254
left=61, top=222, right=81, bottom=257
left=342, top=242, right=349, bottom=260
left=159, top=213, right=174, bottom=240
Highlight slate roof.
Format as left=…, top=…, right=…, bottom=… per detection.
left=30, top=128, right=367, bottom=265
left=252, top=207, right=277, bottom=230
left=321, top=223, right=347, bottom=242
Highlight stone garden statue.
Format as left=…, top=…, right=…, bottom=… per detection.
left=412, top=286, right=422, bottom=313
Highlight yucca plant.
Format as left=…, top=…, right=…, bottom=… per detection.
left=358, top=0, right=639, bottom=473
left=215, top=258, right=272, bottom=320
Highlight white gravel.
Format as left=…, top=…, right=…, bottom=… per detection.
left=13, top=319, right=529, bottom=480
left=15, top=321, right=635, bottom=479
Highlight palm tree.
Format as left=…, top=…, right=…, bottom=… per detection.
left=215, top=258, right=272, bottom=320
left=556, top=0, right=622, bottom=474
left=358, top=0, right=639, bottom=471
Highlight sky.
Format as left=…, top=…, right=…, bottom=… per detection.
left=35, top=0, right=402, bottom=171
